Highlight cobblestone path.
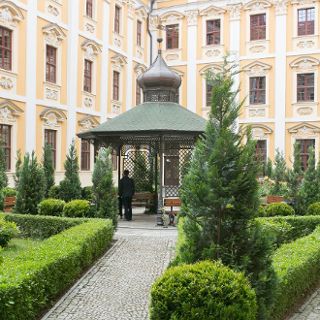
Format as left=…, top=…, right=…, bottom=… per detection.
left=42, top=215, right=177, bottom=320
left=288, top=287, right=320, bottom=320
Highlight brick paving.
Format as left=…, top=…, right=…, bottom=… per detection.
left=288, top=287, right=320, bottom=320
left=42, top=211, right=177, bottom=320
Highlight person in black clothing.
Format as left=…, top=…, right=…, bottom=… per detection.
left=119, top=170, right=135, bottom=221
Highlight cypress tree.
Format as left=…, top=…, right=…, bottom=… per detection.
left=59, top=140, right=82, bottom=202
left=43, top=143, right=55, bottom=197
left=270, top=149, right=287, bottom=195
left=265, top=158, right=273, bottom=178
left=0, top=143, right=8, bottom=210
left=13, top=149, right=22, bottom=188
left=179, top=62, right=275, bottom=318
left=92, top=147, right=117, bottom=225
left=133, top=152, right=152, bottom=192
left=14, top=152, right=45, bottom=214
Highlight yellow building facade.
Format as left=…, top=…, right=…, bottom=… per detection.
left=0, top=0, right=319, bottom=186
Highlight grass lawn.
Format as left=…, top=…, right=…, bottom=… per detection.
left=2, top=238, right=42, bottom=260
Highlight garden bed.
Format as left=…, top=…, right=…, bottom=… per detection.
left=0, top=213, right=114, bottom=320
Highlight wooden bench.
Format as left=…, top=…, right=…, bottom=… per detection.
left=132, top=192, right=156, bottom=211
left=267, top=195, right=285, bottom=204
left=164, top=198, right=181, bottom=225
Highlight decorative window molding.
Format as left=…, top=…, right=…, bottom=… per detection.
left=135, top=6, right=148, bottom=20
left=290, top=56, right=319, bottom=69
left=159, top=11, right=184, bottom=24
left=111, top=53, right=127, bottom=72
left=251, top=124, right=273, bottom=138
left=243, top=61, right=271, bottom=118
left=0, top=100, right=23, bottom=124
left=0, top=1, right=24, bottom=28
left=83, top=0, right=98, bottom=35
left=78, top=115, right=100, bottom=132
left=42, top=23, right=66, bottom=47
left=134, top=63, right=147, bottom=77
left=40, top=108, right=66, bottom=128
left=227, top=3, right=242, bottom=21
left=81, top=39, right=102, bottom=61
left=199, top=63, right=223, bottom=76
left=45, top=0, right=62, bottom=20
left=243, top=0, right=272, bottom=11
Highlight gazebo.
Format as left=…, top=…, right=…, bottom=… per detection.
left=78, top=40, right=206, bottom=219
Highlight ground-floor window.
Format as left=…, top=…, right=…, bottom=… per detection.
left=0, top=124, right=11, bottom=171
left=296, top=139, right=315, bottom=171
left=81, top=139, right=91, bottom=171
left=45, top=129, right=57, bottom=169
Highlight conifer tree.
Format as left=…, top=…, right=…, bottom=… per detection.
left=0, top=144, right=8, bottom=210
left=92, top=147, right=117, bottom=225
left=299, top=147, right=318, bottom=210
left=13, top=149, right=22, bottom=188
left=270, top=149, right=287, bottom=195
left=43, top=144, right=55, bottom=197
left=15, top=152, right=45, bottom=214
left=59, top=140, right=82, bottom=202
left=265, top=158, right=273, bottom=178
left=179, top=62, right=275, bottom=319
left=133, top=152, right=152, bottom=192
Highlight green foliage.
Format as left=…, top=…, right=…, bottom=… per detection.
left=38, top=198, right=65, bottom=216
left=48, top=185, right=61, bottom=199
left=264, top=203, right=295, bottom=217
left=270, top=150, right=287, bottom=196
left=256, top=215, right=320, bottom=247
left=0, top=212, right=87, bottom=239
left=63, top=199, right=90, bottom=218
left=298, top=147, right=318, bottom=211
left=257, top=178, right=273, bottom=198
left=59, top=141, right=82, bottom=202
left=43, top=144, right=55, bottom=197
left=3, top=187, right=17, bottom=197
left=150, top=261, right=257, bottom=320
left=0, top=143, right=8, bottom=211
left=13, top=149, right=22, bottom=188
left=0, top=218, right=19, bottom=247
left=306, top=202, right=320, bottom=216
left=132, top=152, right=153, bottom=192
left=271, top=226, right=320, bottom=319
left=92, top=148, right=117, bottom=224
left=265, top=158, right=273, bottom=178
left=14, top=152, right=45, bottom=215
left=0, top=219, right=114, bottom=320
left=179, top=61, right=275, bottom=318
left=81, top=186, right=94, bottom=202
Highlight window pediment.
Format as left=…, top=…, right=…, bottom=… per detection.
left=288, top=122, right=320, bottom=134
left=0, top=100, right=23, bottom=123
left=290, top=56, right=319, bottom=70
left=243, top=61, right=272, bottom=76
left=111, top=54, right=127, bottom=67
left=43, top=23, right=66, bottom=47
left=81, top=39, right=102, bottom=61
left=291, top=0, right=317, bottom=5
left=244, top=0, right=272, bottom=11
left=0, top=1, right=24, bottom=27
left=160, top=11, right=184, bottom=24
left=135, top=6, right=147, bottom=20
left=40, top=108, right=66, bottom=128
left=134, top=63, right=147, bottom=76
left=200, top=64, right=223, bottom=76
left=200, top=5, right=226, bottom=17
left=78, top=115, right=100, bottom=132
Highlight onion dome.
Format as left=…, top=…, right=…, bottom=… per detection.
left=137, top=39, right=181, bottom=103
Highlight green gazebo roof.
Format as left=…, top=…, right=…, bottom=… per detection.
left=78, top=102, right=206, bottom=139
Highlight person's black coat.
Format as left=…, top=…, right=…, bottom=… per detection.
left=119, top=176, right=135, bottom=197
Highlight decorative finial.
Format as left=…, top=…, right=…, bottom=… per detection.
left=157, top=38, right=163, bottom=55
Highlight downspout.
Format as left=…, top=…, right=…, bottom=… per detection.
left=147, top=0, right=156, bottom=65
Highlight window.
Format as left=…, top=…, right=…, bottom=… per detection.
left=166, top=24, right=179, bottom=49
left=0, top=26, right=12, bottom=71
left=296, top=139, right=315, bottom=171
left=206, top=19, right=221, bottom=45
left=84, top=59, right=92, bottom=93
left=250, top=76, right=266, bottom=104
left=298, top=8, right=315, bottom=36
left=114, top=5, right=121, bottom=34
left=255, top=140, right=267, bottom=164
left=136, top=79, right=141, bottom=105
left=0, top=124, right=11, bottom=171
left=86, top=0, right=93, bottom=18
left=206, top=80, right=213, bottom=107
left=81, top=139, right=90, bottom=171
left=44, top=129, right=57, bottom=169
left=46, top=45, right=57, bottom=83
left=250, top=14, right=266, bottom=41
left=113, top=71, right=120, bottom=101
left=137, top=20, right=142, bottom=46
left=297, top=73, right=314, bottom=102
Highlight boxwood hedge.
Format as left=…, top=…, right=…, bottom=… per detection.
left=0, top=213, right=88, bottom=239
left=271, top=226, right=320, bottom=319
left=0, top=219, right=114, bottom=320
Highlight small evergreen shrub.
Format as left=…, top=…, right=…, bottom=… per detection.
left=272, top=226, right=320, bottom=319
left=38, top=198, right=65, bottom=216
left=150, top=261, right=257, bottom=320
left=0, top=212, right=87, bottom=239
left=3, top=187, right=17, bottom=197
left=258, top=205, right=266, bottom=216
left=43, top=144, right=55, bottom=197
left=265, top=203, right=294, bottom=216
left=307, top=202, right=320, bottom=216
left=63, top=200, right=90, bottom=218
left=81, top=186, right=94, bottom=202
left=0, top=218, right=19, bottom=247
left=48, top=185, right=61, bottom=199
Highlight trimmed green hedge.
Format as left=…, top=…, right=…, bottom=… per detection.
left=257, top=215, right=320, bottom=246
left=264, top=203, right=295, bottom=217
left=271, top=226, right=320, bottom=319
left=306, top=202, right=320, bottom=216
left=63, top=200, right=90, bottom=218
left=0, top=213, right=88, bottom=239
left=38, top=198, right=65, bottom=216
left=150, top=261, right=257, bottom=320
left=0, top=218, right=19, bottom=247
left=0, top=219, right=114, bottom=320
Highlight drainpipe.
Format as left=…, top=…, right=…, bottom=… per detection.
left=147, top=0, right=156, bottom=65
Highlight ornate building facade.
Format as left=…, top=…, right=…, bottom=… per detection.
left=0, top=0, right=319, bottom=185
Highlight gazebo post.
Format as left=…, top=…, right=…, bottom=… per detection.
left=154, top=146, right=158, bottom=214
left=117, top=145, right=122, bottom=218
left=157, top=135, right=164, bottom=224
